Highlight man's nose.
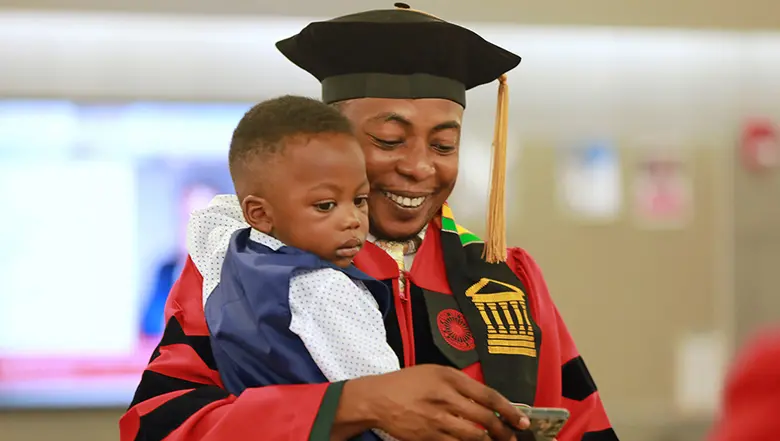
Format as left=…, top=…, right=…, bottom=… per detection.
left=396, top=140, right=435, bottom=182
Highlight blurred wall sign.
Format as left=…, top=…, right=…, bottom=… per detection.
left=633, top=149, right=692, bottom=229
left=740, top=119, right=780, bottom=172
left=557, top=141, right=621, bottom=221
left=674, top=331, right=727, bottom=416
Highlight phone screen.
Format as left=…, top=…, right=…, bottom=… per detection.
left=512, top=405, right=570, bottom=441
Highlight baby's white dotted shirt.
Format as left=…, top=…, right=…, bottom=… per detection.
left=187, top=195, right=400, bottom=382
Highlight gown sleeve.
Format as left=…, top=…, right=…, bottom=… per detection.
left=707, top=328, right=780, bottom=441
left=507, top=247, right=619, bottom=441
left=119, top=258, right=344, bottom=441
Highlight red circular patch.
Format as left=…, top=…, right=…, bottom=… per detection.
left=436, top=309, right=475, bottom=351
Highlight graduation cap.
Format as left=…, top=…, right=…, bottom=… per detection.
left=276, top=3, right=521, bottom=262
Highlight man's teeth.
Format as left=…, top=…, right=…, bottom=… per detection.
left=384, top=192, right=426, bottom=208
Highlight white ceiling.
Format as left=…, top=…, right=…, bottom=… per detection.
left=0, top=0, right=779, bottom=30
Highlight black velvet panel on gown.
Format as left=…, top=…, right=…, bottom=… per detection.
left=383, top=282, right=455, bottom=368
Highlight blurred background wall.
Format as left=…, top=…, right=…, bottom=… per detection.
left=0, top=1, right=779, bottom=440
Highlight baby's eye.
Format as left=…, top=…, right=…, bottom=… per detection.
left=314, top=202, right=336, bottom=212
left=354, top=196, right=368, bottom=207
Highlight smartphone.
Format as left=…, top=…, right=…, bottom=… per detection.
left=511, top=405, right=570, bottom=441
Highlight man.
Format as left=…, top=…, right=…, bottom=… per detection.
left=120, top=5, right=618, bottom=441
left=707, top=327, right=780, bottom=441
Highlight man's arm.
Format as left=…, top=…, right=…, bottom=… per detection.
left=120, top=259, right=341, bottom=441
left=507, top=248, right=619, bottom=441
left=120, top=259, right=526, bottom=441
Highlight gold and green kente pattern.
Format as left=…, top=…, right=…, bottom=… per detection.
left=440, top=203, right=483, bottom=247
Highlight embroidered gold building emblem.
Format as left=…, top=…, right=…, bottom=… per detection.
left=465, top=278, right=537, bottom=357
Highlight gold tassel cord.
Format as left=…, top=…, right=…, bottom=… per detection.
left=483, top=74, right=509, bottom=264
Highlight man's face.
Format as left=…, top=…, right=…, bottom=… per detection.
left=339, top=98, right=463, bottom=240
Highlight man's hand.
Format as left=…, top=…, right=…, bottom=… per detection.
left=331, top=365, right=530, bottom=441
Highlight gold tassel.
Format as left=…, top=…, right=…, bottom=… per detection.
left=483, top=74, right=509, bottom=264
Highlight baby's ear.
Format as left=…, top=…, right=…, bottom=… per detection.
left=241, top=195, right=273, bottom=234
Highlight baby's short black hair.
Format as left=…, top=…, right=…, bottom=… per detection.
left=228, top=95, right=353, bottom=182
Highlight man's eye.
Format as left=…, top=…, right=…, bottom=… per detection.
left=432, top=143, right=457, bottom=153
left=370, top=135, right=404, bottom=149
left=315, top=202, right=336, bottom=212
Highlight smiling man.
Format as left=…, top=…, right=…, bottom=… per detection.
left=120, top=5, right=618, bottom=441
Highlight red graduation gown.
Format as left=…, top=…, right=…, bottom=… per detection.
left=120, top=223, right=616, bottom=441
left=707, top=328, right=780, bottom=441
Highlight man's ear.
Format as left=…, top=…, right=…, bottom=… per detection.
left=241, top=195, right=273, bottom=234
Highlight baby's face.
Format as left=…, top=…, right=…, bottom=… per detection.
left=264, top=133, right=370, bottom=267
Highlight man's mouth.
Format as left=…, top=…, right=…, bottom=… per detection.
left=382, top=191, right=428, bottom=209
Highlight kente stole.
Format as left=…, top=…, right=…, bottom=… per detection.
left=435, top=203, right=541, bottom=405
